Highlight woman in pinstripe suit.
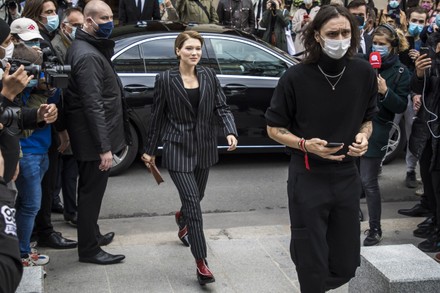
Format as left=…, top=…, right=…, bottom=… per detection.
left=141, top=31, right=238, bottom=285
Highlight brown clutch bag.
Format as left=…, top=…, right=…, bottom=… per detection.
left=147, top=164, right=164, bottom=185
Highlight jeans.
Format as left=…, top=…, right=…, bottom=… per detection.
left=359, top=156, right=383, bottom=230
left=15, top=153, right=49, bottom=256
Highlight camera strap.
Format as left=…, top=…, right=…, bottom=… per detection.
left=193, top=0, right=211, bottom=21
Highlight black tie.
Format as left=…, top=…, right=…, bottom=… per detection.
left=137, top=0, right=142, bottom=19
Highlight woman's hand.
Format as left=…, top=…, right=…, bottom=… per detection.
left=303, top=138, right=345, bottom=161
left=415, top=54, right=432, bottom=78
left=377, top=75, right=388, bottom=95
left=226, top=135, right=238, bottom=151
left=141, top=153, right=156, bottom=168
left=347, top=133, right=368, bottom=157
left=413, top=94, right=422, bottom=111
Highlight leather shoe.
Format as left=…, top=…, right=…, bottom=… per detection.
left=196, top=259, right=215, bottom=285
left=398, top=203, right=432, bottom=217
left=79, top=250, right=125, bottom=265
left=64, top=213, right=78, bottom=227
left=38, top=232, right=77, bottom=249
left=51, top=201, right=64, bottom=214
left=97, top=232, right=115, bottom=246
left=417, top=216, right=436, bottom=228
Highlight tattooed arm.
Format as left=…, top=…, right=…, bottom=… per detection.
left=347, top=121, right=372, bottom=157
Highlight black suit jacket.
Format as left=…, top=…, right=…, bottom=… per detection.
left=119, top=0, right=161, bottom=25
left=144, top=66, right=238, bottom=172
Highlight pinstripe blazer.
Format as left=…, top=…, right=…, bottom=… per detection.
left=144, top=66, right=238, bottom=172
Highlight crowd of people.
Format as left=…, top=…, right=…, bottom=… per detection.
left=0, top=0, right=440, bottom=292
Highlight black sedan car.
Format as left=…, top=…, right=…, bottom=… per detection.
left=109, top=21, right=298, bottom=175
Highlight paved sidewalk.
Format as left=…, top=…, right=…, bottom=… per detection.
left=28, top=205, right=438, bottom=293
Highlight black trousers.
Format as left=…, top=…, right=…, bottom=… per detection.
left=420, top=141, right=440, bottom=227
left=77, top=160, right=109, bottom=257
left=288, top=157, right=361, bottom=293
left=35, top=135, right=60, bottom=238
left=54, top=154, right=78, bottom=216
left=168, top=167, right=210, bottom=260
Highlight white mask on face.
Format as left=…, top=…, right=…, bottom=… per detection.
left=320, top=36, right=351, bottom=59
left=0, top=42, right=14, bottom=67
left=304, top=0, right=313, bottom=5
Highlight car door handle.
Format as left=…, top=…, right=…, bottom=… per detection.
left=124, top=85, right=150, bottom=93
left=224, top=84, right=247, bottom=94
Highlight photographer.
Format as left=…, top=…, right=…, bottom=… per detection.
left=259, top=0, right=290, bottom=52
left=0, top=18, right=57, bottom=184
left=0, top=148, right=22, bottom=293
left=217, top=0, right=255, bottom=33
left=1, top=0, right=22, bottom=25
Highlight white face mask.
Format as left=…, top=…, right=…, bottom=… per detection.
left=0, top=42, right=14, bottom=67
left=320, top=36, right=351, bottom=60
left=1, top=42, right=14, bottom=60
left=304, top=0, right=313, bottom=5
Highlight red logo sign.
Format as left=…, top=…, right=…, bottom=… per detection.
left=27, top=24, right=36, bottom=31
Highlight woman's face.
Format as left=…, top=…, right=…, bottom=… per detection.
left=373, top=35, right=391, bottom=51
left=176, top=37, right=202, bottom=67
left=316, top=15, right=351, bottom=41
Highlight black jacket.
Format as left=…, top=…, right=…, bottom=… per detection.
left=217, top=0, right=255, bottom=33
left=0, top=95, right=43, bottom=182
left=144, top=66, right=237, bottom=172
left=64, top=29, right=128, bottom=161
left=119, top=0, right=161, bottom=25
left=409, top=62, right=440, bottom=170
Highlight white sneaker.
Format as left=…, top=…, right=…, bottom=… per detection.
left=28, top=248, right=50, bottom=266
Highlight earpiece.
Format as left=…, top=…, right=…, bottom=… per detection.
left=378, top=23, right=399, bottom=47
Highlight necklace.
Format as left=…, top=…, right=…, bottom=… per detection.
left=317, top=65, right=346, bottom=91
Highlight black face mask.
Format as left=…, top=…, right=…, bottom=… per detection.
left=355, top=15, right=365, bottom=27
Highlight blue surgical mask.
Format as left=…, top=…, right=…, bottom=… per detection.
left=26, top=79, right=38, bottom=88
left=41, top=15, right=60, bottom=33
left=68, top=26, right=77, bottom=40
left=91, top=18, right=113, bottom=39
left=408, top=22, right=424, bottom=36
left=389, top=0, right=399, bottom=9
left=372, top=44, right=390, bottom=58
left=24, top=41, right=40, bottom=48
left=436, top=14, right=440, bottom=27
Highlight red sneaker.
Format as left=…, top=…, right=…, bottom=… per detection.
left=196, top=259, right=215, bottom=285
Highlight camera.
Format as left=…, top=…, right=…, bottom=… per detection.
left=270, top=1, right=276, bottom=9
left=2, top=0, right=18, bottom=9
left=8, top=49, right=71, bottom=88
left=0, top=105, right=21, bottom=136
left=41, top=47, right=71, bottom=88
left=57, top=0, right=72, bottom=10
left=9, top=59, right=40, bottom=78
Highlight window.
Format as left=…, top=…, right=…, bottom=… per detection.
left=211, top=39, right=288, bottom=77
left=113, top=45, right=145, bottom=73
left=140, top=38, right=179, bottom=73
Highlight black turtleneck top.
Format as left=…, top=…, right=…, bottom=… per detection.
left=265, top=53, right=378, bottom=165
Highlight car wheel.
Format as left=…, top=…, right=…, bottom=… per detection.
left=110, top=123, right=139, bottom=176
left=382, top=118, right=406, bottom=165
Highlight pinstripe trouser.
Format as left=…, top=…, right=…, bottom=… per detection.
left=169, top=167, right=210, bottom=260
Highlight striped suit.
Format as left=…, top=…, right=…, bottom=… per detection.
left=144, top=66, right=238, bottom=259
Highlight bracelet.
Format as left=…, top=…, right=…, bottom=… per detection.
left=297, top=138, right=310, bottom=171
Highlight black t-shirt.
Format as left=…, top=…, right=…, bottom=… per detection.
left=186, top=87, right=200, bottom=111
left=265, top=54, right=378, bottom=164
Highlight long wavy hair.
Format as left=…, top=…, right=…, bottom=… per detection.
left=302, top=4, right=360, bottom=64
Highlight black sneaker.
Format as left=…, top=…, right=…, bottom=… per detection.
left=418, top=235, right=440, bottom=252
left=405, top=171, right=418, bottom=188
left=363, top=228, right=382, bottom=246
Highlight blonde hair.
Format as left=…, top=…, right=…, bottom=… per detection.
left=373, top=25, right=409, bottom=54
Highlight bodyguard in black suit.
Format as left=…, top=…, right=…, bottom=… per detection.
left=118, top=0, right=161, bottom=25
left=142, top=31, right=238, bottom=285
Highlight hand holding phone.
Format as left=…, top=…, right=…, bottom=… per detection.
left=325, top=142, right=344, bottom=148
left=419, top=46, right=430, bottom=59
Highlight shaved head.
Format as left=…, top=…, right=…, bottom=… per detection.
left=84, top=0, right=110, bottom=18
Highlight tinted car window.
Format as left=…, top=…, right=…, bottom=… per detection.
left=113, top=45, right=145, bottom=73
left=140, top=38, right=179, bottom=73
left=211, top=38, right=288, bottom=77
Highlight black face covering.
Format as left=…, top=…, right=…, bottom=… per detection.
left=12, top=42, right=43, bottom=65
left=355, top=15, right=365, bottom=27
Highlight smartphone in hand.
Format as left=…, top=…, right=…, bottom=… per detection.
left=419, top=46, right=430, bottom=58
left=325, top=142, right=344, bottom=148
